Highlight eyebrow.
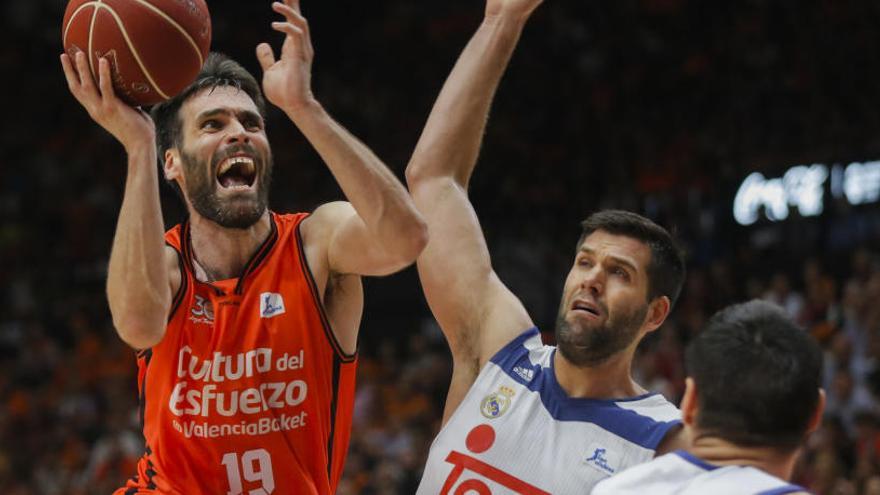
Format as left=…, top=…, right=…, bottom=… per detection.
left=579, top=246, right=640, bottom=273
left=196, top=108, right=263, bottom=125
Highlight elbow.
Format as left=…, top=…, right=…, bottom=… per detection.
left=404, top=162, right=424, bottom=191
left=406, top=160, right=467, bottom=199
left=106, top=280, right=171, bottom=349
left=406, top=153, right=448, bottom=191
left=393, top=213, right=429, bottom=264
left=409, top=215, right=430, bottom=259
left=111, top=312, right=166, bottom=350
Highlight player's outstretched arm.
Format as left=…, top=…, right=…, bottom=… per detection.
left=405, top=1, right=542, bottom=377
left=256, top=0, right=427, bottom=277
left=60, top=51, right=178, bottom=349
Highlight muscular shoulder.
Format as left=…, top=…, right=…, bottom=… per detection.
left=299, top=201, right=352, bottom=262
left=302, top=202, right=354, bottom=235
left=299, top=203, right=363, bottom=354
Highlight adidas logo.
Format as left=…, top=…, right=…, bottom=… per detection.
left=512, top=366, right=534, bottom=382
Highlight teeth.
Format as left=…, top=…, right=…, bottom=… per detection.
left=218, top=156, right=255, bottom=176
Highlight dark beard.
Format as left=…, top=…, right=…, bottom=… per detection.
left=554, top=300, right=648, bottom=367
left=180, top=146, right=273, bottom=229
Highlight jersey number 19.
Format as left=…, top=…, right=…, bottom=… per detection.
left=222, top=449, right=275, bottom=495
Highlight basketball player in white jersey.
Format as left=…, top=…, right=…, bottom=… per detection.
left=405, top=0, right=688, bottom=492
left=593, top=300, right=824, bottom=495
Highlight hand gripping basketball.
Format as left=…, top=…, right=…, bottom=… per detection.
left=60, top=49, right=156, bottom=153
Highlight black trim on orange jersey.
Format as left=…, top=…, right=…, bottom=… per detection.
left=181, top=221, right=226, bottom=296
left=180, top=215, right=279, bottom=296
left=145, top=455, right=157, bottom=489
left=180, top=220, right=194, bottom=280
left=234, top=212, right=278, bottom=295
left=327, top=355, right=341, bottom=480
left=138, top=350, right=153, bottom=431
left=294, top=218, right=357, bottom=363
left=166, top=242, right=188, bottom=322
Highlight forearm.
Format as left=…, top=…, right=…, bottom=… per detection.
left=406, top=15, right=528, bottom=188
left=106, top=145, right=170, bottom=348
left=289, top=103, right=427, bottom=254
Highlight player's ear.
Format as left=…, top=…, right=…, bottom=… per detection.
left=806, top=389, right=826, bottom=434
left=644, top=295, right=671, bottom=333
left=164, top=148, right=182, bottom=181
left=680, top=377, right=698, bottom=427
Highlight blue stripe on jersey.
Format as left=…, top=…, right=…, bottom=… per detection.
left=757, top=486, right=809, bottom=495
left=671, top=451, right=809, bottom=495
left=673, top=450, right=720, bottom=471
left=491, top=327, right=681, bottom=450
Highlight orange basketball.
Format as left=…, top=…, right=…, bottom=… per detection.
left=62, top=0, right=211, bottom=106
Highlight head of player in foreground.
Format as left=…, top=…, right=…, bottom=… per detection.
left=682, top=299, right=825, bottom=476
left=152, top=53, right=273, bottom=229
left=555, top=210, right=686, bottom=368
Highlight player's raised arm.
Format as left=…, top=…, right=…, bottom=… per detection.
left=405, top=1, right=542, bottom=373
left=256, top=0, right=427, bottom=277
left=60, top=51, right=178, bottom=350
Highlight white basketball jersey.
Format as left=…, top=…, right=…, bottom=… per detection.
left=416, top=328, right=682, bottom=495
left=592, top=450, right=807, bottom=495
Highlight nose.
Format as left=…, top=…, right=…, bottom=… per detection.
left=224, top=118, right=251, bottom=145
left=580, top=266, right=604, bottom=296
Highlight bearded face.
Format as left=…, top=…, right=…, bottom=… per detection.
left=171, top=86, right=274, bottom=230
left=555, top=230, right=658, bottom=367
left=554, top=296, right=648, bottom=367
left=180, top=142, right=273, bottom=229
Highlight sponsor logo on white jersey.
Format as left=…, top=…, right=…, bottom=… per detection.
left=440, top=424, right=551, bottom=494
left=260, top=292, right=285, bottom=318
left=584, top=443, right=619, bottom=476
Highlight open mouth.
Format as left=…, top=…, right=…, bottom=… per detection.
left=216, top=155, right=257, bottom=189
left=571, top=300, right=601, bottom=317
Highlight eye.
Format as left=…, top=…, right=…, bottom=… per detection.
left=612, top=267, right=630, bottom=280
left=577, top=258, right=592, bottom=267
left=201, top=119, right=222, bottom=130
left=243, top=118, right=264, bottom=131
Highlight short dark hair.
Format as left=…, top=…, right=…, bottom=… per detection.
left=578, top=210, right=686, bottom=308
left=685, top=300, right=823, bottom=451
left=150, top=53, right=266, bottom=198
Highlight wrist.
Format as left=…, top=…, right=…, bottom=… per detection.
left=482, top=12, right=531, bottom=32
left=125, top=141, right=157, bottom=167
left=284, top=98, right=327, bottom=130
left=283, top=96, right=324, bottom=123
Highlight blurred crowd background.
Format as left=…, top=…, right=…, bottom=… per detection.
left=4, top=0, right=880, bottom=493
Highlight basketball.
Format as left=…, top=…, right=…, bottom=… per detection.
left=61, top=0, right=211, bottom=106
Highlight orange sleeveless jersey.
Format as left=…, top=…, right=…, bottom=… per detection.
left=115, top=212, right=358, bottom=495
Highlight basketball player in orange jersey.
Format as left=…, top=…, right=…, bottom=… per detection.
left=407, top=0, right=690, bottom=492
left=59, top=1, right=427, bottom=494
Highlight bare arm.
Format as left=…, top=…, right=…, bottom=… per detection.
left=405, top=0, right=542, bottom=382
left=61, top=51, right=178, bottom=349
left=257, top=0, right=427, bottom=276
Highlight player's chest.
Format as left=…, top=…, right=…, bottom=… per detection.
left=180, top=270, right=316, bottom=338
left=435, top=379, right=648, bottom=493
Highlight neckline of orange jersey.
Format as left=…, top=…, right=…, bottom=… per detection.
left=182, top=212, right=279, bottom=296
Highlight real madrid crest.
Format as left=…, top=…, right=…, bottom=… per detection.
left=480, top=386, right=515, bottom=419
